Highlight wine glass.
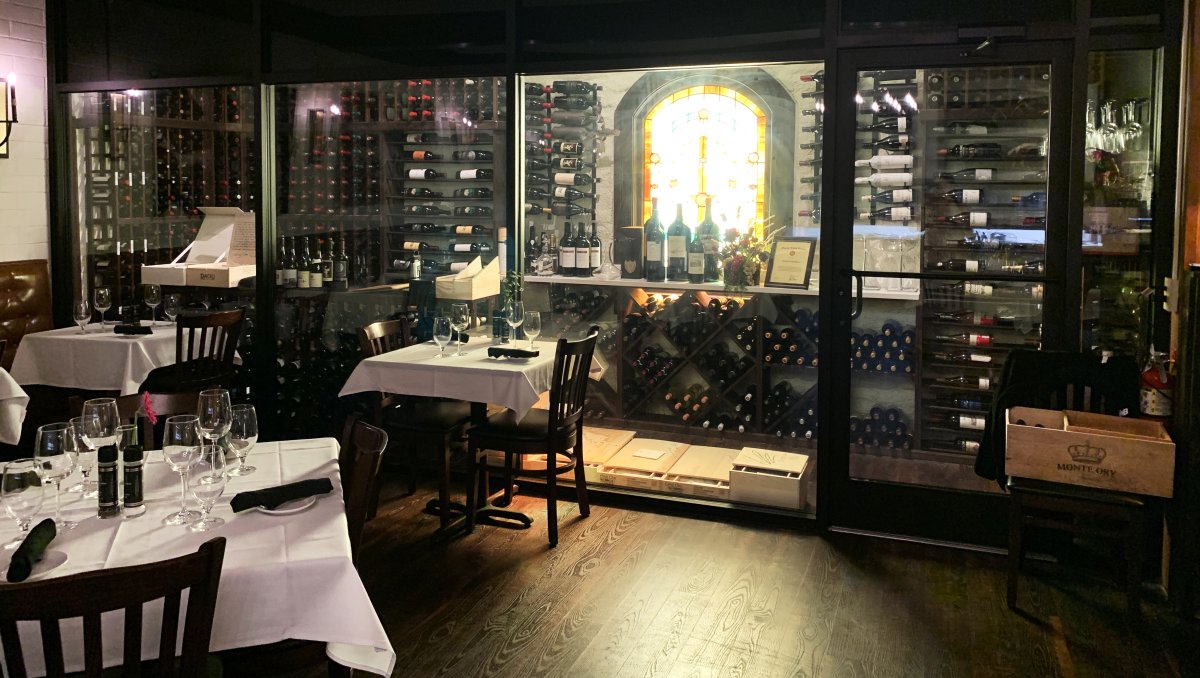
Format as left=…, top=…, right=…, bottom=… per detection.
left=228, top=404, right=258, bottom=477
left=523, top=310, right=542, bottom=349
left=188, top=446, right=227, bottom=532
left=505, top=299, right=525, bottom=343
left=432, top=316, right=452, bottom=358
left=163, top=293, right=182, bottom=323
left=34, top=422, right=78, bottom=531
left=72, top=398, right=118, bottom=496
left=115, top=423, right=138, bottom=454
left=163, top=415, right=201, bottom=526
left=450, top=303, right=470, bottom=356
left=67, top=417, right=99, bottom=498
left=197, top=389, right=232, bottom=461
left=94, top=287, right=112, bottom=327
left=73, top=299, right=91, bottom=334
left=2, top=459, right=45, bottom=549
left=144, top=284, right=162, bottom=326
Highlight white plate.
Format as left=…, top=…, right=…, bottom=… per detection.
left=252, top=495, right=318, bottom=515
left=2, top=549, right=68, bottom=583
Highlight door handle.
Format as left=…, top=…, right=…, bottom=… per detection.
left=844, top=270, right=864, bottom=320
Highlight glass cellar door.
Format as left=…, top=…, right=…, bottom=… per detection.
left=829, top=44, right=1071, bottom=544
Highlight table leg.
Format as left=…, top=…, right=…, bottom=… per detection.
left=468, top=403, right=532, bottom=530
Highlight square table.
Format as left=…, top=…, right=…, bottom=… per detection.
left=0, top=367, right=29, bottom=445
left=10, top=324, right=178, bottom=396
left=0, top=439, right=395, bottom=677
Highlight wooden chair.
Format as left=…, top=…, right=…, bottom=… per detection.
left=356, top=318, right=473, bottom=520
left=339, top=413, right=389, bottom=561
left=68, top=391, right=200, bottom=449
left=140, top=308, right=246, bottom=393
left=975, top=349, right=1148, bottom=615
left=466, top=326, right=598, bottom=547
left=0, top=537, right=226, bottom=677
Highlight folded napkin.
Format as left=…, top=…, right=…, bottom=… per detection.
left=114, top=324, right=152, bottom=335
left=488, top=346, right=539, bottom=359
left=452, top=331, right=470, bottom=344
left=230, top=478, right=334, bottom=513
left=7, top=518, right=56, bottom=583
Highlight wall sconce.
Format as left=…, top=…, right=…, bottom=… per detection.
left=0, top=72, right=17, bottom=159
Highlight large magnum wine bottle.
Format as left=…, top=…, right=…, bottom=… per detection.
left=696, top=197, right=721, bottom=282
left=559, top=222, right=577, bottom=276
left=666, top=203, right=691, bottom=282
left=643, top=198, right=665, bottom=282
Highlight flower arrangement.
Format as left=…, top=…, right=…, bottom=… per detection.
left=719, top=222, right=786, bottom=291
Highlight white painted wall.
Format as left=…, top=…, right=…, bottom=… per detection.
left=0, top=0, right=47, bottom=262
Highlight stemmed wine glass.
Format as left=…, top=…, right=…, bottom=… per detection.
left=197, top=389, right=232, bottom=461
left=432, top=316, right=452, bottom=359
left=188, top=445, right=227, bottom=532
left=94, top=287, right=112, bottom=327
left=505, top=299, right=525, bottom=344
left=73, top=299, right=91, bottom=334
left=144, top=284, right=162, bottom=326
left=71, top=397, right=118, bottom=497
left=450, top=303, right=470, bottom=357
left=163, top=294, right=182, bottom=323
left=523, top=311, right=541, bottom=350
left=34, top=422, right=78, bottom=531
left=2, top=460, right=45, bottom=549
left=162, top=415, right=201, bottom=526
left=115, top=423, right=138, bottom=454
left=228, top=404, right=258, bottom=477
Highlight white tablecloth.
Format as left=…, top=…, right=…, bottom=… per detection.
left=0, top=368, right=29, bottom=445
left=339, top=339, right=564, bottom=414
left=10, top=324, right=177, bottom=396
left=0, top=439, right=395, bottom=677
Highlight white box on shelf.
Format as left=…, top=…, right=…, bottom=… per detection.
left=729, top=447, right=810, bottom=510
left=141, top=207, right=256, bottom=288
left=436, top=256, right=500, bottom=300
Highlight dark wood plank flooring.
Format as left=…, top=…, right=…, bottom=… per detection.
left=349, top=472, right=1197, bottom=678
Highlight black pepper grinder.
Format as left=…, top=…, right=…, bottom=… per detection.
left=123, top=444, right=146, bottom=518
left=96, top=445, right=121, bottom=519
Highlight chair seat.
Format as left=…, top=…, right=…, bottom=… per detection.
left=140, top=359, right=236, bottom=393
left=468, top=409, right=575, bottom=450
left=1008, top=476, right=1146, bottom=508
left=382, top=400, right=473, bottom=433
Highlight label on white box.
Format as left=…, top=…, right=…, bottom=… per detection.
left=632, top=448, right=666, bottom=460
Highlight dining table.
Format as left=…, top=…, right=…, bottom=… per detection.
left=9, top=324, right=178, bottom=396
left=0, top=438, right=395, bottom=676
left=0, top=367, right=29, bottom=445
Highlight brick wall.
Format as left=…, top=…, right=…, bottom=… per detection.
left=0, top=0, right=47, bottom=263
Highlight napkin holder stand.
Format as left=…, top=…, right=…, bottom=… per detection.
left=141, top=207, right=257, bottom=288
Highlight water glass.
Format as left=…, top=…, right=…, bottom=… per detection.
left=163, top=415, right=201, bottom=526
left=68, top=417, right=99, bottom=498
left=523, top=311, right=542, bottom=349
left=144, top=284, right=162, bottom=325
left=34, top=422, right=78, bottom=531
left=198, top=389, right=232, bottom=450
left=163, top=293, right=182, bottom=323
left=2, top=460, right=45, bottom=549
left=228, top=404, right=258, bottom=477
left=505, top=300, right=525, bottom=341
left=73, top=299, right=91, bottom=334
left=432, top=316, right=452, bottom=358
left=94, top=287, right=112, bottom=327
left=188, top=449, right=227, bottom=532
left=450, top=302, right=470, bottom=356
left=115, top=423, right=138, bottom=453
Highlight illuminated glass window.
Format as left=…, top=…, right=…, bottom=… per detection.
left=642, top=85, right=767, bottom=236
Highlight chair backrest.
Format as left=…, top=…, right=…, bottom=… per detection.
left=339, top=414, right=388, bottom=561
left=67, top=391, right=201, bottom=449
left=547, top=325, right=600, bottom=436
left=358, top=318, right=414, bottom=358
left=0, top=537, right=226, bottom=678
left=176, top=308, right=245, bottom=366
left=0, top=259, right=52, bottom=372
left=975, top=349, right=1140, bottom=484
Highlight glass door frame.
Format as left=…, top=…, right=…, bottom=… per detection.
left=821, top=41, right=1078, bottom=546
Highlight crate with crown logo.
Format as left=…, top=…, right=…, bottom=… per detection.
left=1005, top=407, right=1175, bottom=497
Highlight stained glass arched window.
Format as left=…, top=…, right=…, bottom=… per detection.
left=642, top=85, right=767, bottom=237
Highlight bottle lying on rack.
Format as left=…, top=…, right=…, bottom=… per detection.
left=855, top=154, right=913, bottom=169
left=404, top=187, right=443, bottom=198
left=454, top=205, right=492, bottom=216
left=453, top=150, right=493, bottom=161
left=404, top=205, right=450, bottom=216
left=926, top=412, right=987, bottom=431
left=456, top=169, right=493, bottom=180
left=936, top=374, right=994, bottom=390
left=452, top=243, right=492, bottom=253
left=862, top=189, right=913, bottom=204
left=854, top=173, right=912, bottom=187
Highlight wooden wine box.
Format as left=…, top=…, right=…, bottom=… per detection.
left=1005, top=407, right=1175, bottom=497
left=662, top=445, right=739, bottom=500
left=485, top=427, right=635, bottom=483
left=596, top=438, right=689, bottom=492
left=729, top=447, right=810, bottom=510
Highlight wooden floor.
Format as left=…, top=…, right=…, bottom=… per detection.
left=353, top=473, right=1196, bottom=678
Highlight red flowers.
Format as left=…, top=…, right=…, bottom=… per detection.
left=140, top=392, right=158, bottom=426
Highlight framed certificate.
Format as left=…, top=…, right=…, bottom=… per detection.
left=765, top=237, right=816, bottom=288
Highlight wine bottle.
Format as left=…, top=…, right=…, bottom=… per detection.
left=855, top=154, right=913, bottom=169
left=940, top=189, right=983, bottom=204
left=862, top=189, right=912, bottom=204
left=524, top=82, right=548, bottom=95
left=587, top=223, right=601, bottom=276
left=320, top=237, right=333, bottom=287
left=955, top=438, right=982, bottom=453
left=282, top=236, right=298, bottom=288
left=553, top=185, right=589, bottom=201
left=934, top=332, right=993, bottom=347
left=938, top=143, right=1002, bottom=159
left=938, top=395, right=987, bottom=411
left=928, top=412, right=987, bottom=431
left=861, top=134, right=910, bottom=151
left=454, top=187, right=492, bottom=199
left=404, top=187, right=442, bottom=198
left=407, top=168, right=443, bottom=180
left=930, top=350, right=993, bottom=364
left=454, top=206, right=492, bottom=216
left=666, top=203, right=691, bottom=282
left=456, top=168, right=493, bottom=180
left=295, top=236, right=310, bottom=289
left=550, top=201, right=594, bottom=217
left=938, top=168, right=995, bottom=182
left=933, top=122, right=992, bottom=135
left=405, top=150, right=441, bottom=161
left=854, top=173, right=912, bottom=187
left=552, top=95, right=594, bottom=111
left=545, top=126, right=596, bottom=141
left=452, top=150, right=493, bottom=161
left=686, top=231, right=705, bottom=284
left=402, top=241, right=438, bottom=252
left=552, top=80, right=598, bottom=95
left=551, top=156, right=594, bottom=171
left=526, top=156, right=550, bottom=171
left=552, top=141, right=583, bottom=155
left=933, top=211, right=989, bottom=227
left=307, top=236, right=324, bottom=288
left=936, top=374, right=993, bottom=390
left=862, top=206, right=912, bottom=221
left=452, top=243, right=491, bottom=253
left=559, top=222, right=577, bottom=276
left=455, top=225, right=490, bottom=235
left=333, top=235, right=349, bottom=290
left=858, top=118, right=909, bottom=133
left=696, top=197, right=721, bottom=282
left=404, top=205, right=449, bottom=216
left=644, top=198, right=665, bottom=282
left=554, top=172, right=593, bottom=186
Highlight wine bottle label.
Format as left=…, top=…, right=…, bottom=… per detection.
left=969, top=212, right=988, bottom=227
left=408, top=169, right=431, bottom=180
left=646, top=241, right=662, bottom=262
left=333, top=261, right=348, bottom=282
left=964, top=260, right=980, bottom=272
left=557, top=142, right=582, bottom=154
left=668, top=235, right=687, bottom=259
left=283, top=269, right=297, bottom=283
left=553, top=172, right=576, bottom=185
left=297, top=271, right=310, bottom=288
left=403, top=242, right=420, bottom=250
left=553, top=186, right=570, bottom=198
left=961, top=189, right=981, bottom=204
left=974, top=169, right=993, bottom=181
left=412, top=151, right=430, bottom=160
left=969, top=353, right=992, bottom=363
left=891, top=189, right=913, bottom=202
left=589, top=246, right=600, bottom=267
left=687, top=252, right=704, bottom=275
left=275, top=269, right=284, bottom=285
left=310, top=271, right=323, bottom=286
left=966, top=282, right=994, bottom=295
left=459, top=169, right=478, bottom=179
left=702, top=236, right=719, bottom=255
left=560, top=246, right=576, bottom=269
left=896, top=118, right=907, bottom=132
left=557, top=157, right=581, bottom=169
left=968, top=334, right=991, bottom=347
left=450, top=262, right=468, bottom=273
left=454, top=244, right=473, bottom=252
left=405, top=133, right=421, bottom=142
left=959, top=415, right=986, bottom=430
left=961, top=440, right=982, bottom=453
left=456, top=226, right=473, bottom=235
left=889, top=207, right=912, bottom=221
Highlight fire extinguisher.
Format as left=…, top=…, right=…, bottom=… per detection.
left=1140, top=347, right=1173, bottom=421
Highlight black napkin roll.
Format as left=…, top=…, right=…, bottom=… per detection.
left=488, top=346, right=540, bottom=359
left=452, top=331, right=470, bottom=344
left=7, top=518, right=56, bottom=583
left=114, top=324, right=152, bottom=335
left=230, top=478, right=334, bottom=513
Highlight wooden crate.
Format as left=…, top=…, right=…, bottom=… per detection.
left=596, top=438, right=688, bottom=491
left=662, top=445, right=739, bottom=500
left=1005, top=407, right=1175, bottom=497
left=729, top=447, right=810, bottom=510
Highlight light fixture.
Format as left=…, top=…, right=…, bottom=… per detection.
left=0, top=72, right=17, bottom=159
